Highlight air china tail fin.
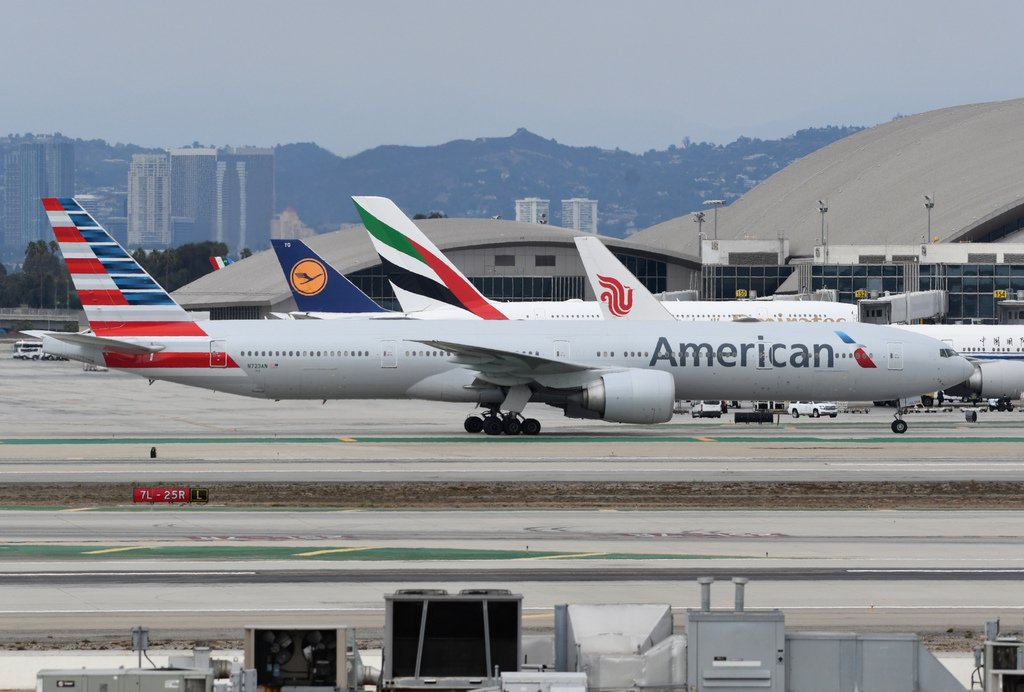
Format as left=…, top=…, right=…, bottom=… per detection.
left=270, top=238, right=388, bottom=314
left=573, top=236, right=674, bottom=321
left=352, top=195, right=507, bottom=320
left=40, top=198, right=206, bottom=337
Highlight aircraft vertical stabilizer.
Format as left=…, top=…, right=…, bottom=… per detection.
left=271, top=238, right=388, bottom=314
left=41, top=197, right=206, bottom=337
left=352, top=196, right=507, bottom=319
left=574, top=236, right=674, bottom=321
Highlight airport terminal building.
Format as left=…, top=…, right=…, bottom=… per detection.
left=176, top=98, right=1024, bottom=325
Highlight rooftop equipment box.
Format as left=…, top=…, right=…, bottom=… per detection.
left=37, top=669, right=212, bottom=692
left=384, top=589, right=522, bottom=691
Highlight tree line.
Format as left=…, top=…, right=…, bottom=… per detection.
left=0, top=240, right=231, bottom=310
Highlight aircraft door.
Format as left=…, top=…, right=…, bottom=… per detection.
left=554, top=340, right=570, bottom=359
left=210, top=340, right=228, bottom=368
left=887, top=342, right=903, bottom=370
left=381, top=340, right=397, bottom=368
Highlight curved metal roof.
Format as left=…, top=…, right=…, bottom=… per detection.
left=633, top=98, right=1024, bottom=255
left=173, top=218, right=697, bottom=310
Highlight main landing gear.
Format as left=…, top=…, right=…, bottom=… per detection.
left=464, top=410, right=542, bottom=436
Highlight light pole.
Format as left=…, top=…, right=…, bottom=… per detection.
left=817, top=199, right=829, bottom=262
left=692, top=211, right=706, bottom=262
left=923, top=194, right=934, bottom=242
left=702, top=199, right=726, bottom=239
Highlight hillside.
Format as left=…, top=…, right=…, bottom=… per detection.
left=1, top=126, right=863, bottom=239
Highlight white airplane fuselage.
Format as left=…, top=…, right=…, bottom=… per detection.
left=45, top=320, right=971, bottom=410
left=897, top=324, right=1024, bottom=398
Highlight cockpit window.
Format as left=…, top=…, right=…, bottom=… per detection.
left=939, top=348, right=957, bottom=358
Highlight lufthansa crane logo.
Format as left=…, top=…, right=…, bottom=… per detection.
left=289, top=258, right=327, bottom=297
left=597, top=274, right=634, bottom=317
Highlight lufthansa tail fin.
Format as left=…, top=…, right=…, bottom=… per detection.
left=352, top=196, right=507, bottom=319
left=270, top=238, right=388, bottom=314
left=574, top=236, right=674, bottom=321
left=41, top=198, right=206, bottom=337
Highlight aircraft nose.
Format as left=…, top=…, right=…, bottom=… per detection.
left=948, top=354, right=974, bottom=386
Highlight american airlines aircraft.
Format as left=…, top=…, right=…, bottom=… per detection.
left=354, top=195, right=857, bottom=322
left=577, top=235, right=1024, bottom=404
left=31, top=197, right=970, bottom=435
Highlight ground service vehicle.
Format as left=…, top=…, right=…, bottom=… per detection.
left=789, top=401, right=839, bottom=418
left=11, top=340, right=43, bottom=359
left=691, top=400, right=724, bottom=418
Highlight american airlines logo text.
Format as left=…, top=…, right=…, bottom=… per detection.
left=597, top=274, right=633, bottom=316
left=649, top=335, right=838, bottom=369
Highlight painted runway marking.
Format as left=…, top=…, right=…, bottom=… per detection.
left=338, top=437, right=357, bottom=443
left=293, top=547, right=376, bottom=557
left=695, top=436, right=716, bottom=442
left=0, top=572, right=258, bottom=577
left=81, top=546, right=153, bottom=555
left=515, top=552, right=607, bottom=561
left=59, top=507, right=97, bottom=512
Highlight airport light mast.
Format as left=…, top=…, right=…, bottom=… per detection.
left=924, top=194, right=935, bottom=242
left=702, top=199, right=726, bottom=239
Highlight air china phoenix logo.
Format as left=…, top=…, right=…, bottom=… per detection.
left=597, top=274, right=634, bottom=317
left=289, top=258, right=327, bottom=297
left=834, top=330, right=877, bottom=368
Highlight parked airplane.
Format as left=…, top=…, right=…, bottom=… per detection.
left=32, top=197, right=971, bottom=435
left=354, top=195, right=857, bottom=322
left=269, top=238, right=468, bottom=320
left=209, top=256, right=234, bottom=270
left=894, top=324, right=1024, bottom=401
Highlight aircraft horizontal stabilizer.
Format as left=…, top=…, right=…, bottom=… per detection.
left=25, top=330, right=166, bottom=355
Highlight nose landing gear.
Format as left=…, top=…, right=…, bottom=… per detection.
left=891, top=406, right=909, bottom=435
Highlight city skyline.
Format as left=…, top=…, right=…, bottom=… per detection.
left=1, top=1, right=1023, bottom=157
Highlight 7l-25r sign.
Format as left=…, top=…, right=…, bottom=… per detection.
left=133, top=487, right=209, bottom=504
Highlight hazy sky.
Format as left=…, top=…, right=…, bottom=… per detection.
left=2, top=1, right=1022, bottom=156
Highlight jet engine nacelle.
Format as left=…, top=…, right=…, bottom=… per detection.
left=946, top=360, right=1024, bottom=399
left=565, top=369, right=676, bottom=424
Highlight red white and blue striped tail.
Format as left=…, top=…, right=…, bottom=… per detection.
left=41, top=197, right=206, bottom=337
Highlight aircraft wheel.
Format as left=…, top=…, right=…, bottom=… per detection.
left=522, top=418, right=542, bottom=436
left=464, top=416, right=484, bottom=434
left=791, top=410, right=799, bottom=418
left=502, top=416, right=522, bottom=436
left=482, top=416, right=504, bottom=436
left=891, top=419, right=908, bottom=434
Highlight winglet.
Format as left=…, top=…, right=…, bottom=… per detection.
left=574, top=236, right=674, bottom=320
left=352, top=196, right=507, bottom=319
left=270, top=238, right=387, bottom=314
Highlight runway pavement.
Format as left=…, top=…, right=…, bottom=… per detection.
left=4, top=355, right=1024, bottom=644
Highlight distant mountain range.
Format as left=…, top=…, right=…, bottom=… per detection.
left=3, top=125, right=863, bottom=239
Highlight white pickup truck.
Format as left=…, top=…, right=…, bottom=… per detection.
left=788, top=401, right=839, bottom=418
left=691, top=400, right=724, bottom=418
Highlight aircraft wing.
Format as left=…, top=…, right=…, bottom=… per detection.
left=416, top=339, right=612, bottom=388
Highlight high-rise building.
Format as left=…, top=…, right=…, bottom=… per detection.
left=561, top=197, right=598, bottom=234
left=216, top=147, right=274, bottom=253
left=169, top=148, right=217, bottom=245
left=2, top=138, right=75, bottom=262
left=128, top=153, right=171, bottom=248
left=515, top=197, right=550, bottom=225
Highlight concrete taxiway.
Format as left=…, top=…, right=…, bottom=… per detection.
left=3, top=356, right=1024, bottom=644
